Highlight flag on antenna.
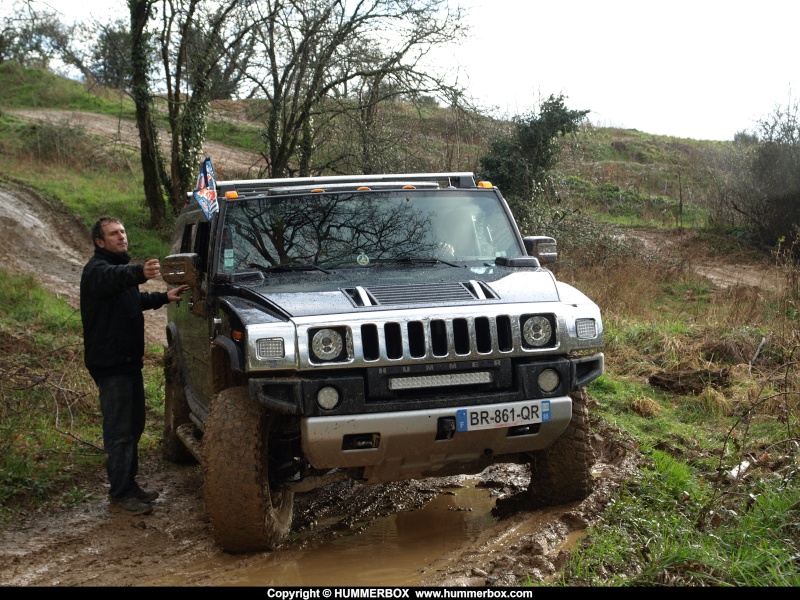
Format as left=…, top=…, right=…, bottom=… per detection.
left=193, top=157, right=218, bottom=220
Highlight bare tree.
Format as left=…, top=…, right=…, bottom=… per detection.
left=701, top=133, right=758, bottom=232
left=155, top=0, right=259, bottom=217
left=241, top=0, right=469, bottom=178
left=183, top=21, right=256, bottom=100
left=0, top=0, right=61, bottom=68
left=55, top=0, right=469, bottom=226
left=124, top=0, right=262, bottom=225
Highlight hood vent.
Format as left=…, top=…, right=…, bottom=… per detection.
left=344, top=281, right=497, bottom=307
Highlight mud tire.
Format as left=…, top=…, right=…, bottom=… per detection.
left=163, top=344, right=195, bottom=463
left=527, top=387, right=594, bottom=507
left=203, top=386, right=294, bottom=553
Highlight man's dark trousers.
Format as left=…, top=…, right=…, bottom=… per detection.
left=97, top=372, right=145, bottom=499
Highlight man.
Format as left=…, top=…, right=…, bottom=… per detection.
left=80, top=216, right=189, bottom=515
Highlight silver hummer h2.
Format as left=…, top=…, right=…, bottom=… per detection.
left=161, top=172, right=604, bottom=553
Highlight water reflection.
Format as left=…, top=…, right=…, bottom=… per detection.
left=156, top=482, right=497, bottom=586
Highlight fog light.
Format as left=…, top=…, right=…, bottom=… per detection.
left=317, top=386, right=340, bottom=410
left=537, top=368, right=560, bottom=393
left=311, top=328, right=343, bottom=361
left=523, top=315, right=552, bottom=347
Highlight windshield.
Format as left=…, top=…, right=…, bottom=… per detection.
left=217, top=189, right=521, bottom=273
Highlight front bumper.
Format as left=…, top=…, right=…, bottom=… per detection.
left=248, top=353, right=604, bottom=417
left=300, top=396, right=573, bottom=484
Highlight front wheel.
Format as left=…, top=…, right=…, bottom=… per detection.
left=203, top=386, right=294, bottom=553
left=527, top=387, right=595, bottom=507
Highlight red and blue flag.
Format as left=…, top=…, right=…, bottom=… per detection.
left=193, top=157, right=218, bottom=220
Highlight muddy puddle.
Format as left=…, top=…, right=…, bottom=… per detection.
left=148, top=481, right=497, bottom=586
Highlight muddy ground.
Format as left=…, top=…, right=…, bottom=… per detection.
left=2, top=109, right=767, bottom=587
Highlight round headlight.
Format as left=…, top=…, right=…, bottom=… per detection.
left=311, top=328, right=344, bottom=361
left=523, top=316, right=552, bottom=347
left=537, top=368, right=560, bottom=393
left=317, top=386, right=340, bottom=410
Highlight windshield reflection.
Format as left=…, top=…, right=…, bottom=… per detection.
left=218, top=190, right=519, bottom=273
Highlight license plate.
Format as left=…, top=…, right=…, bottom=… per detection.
left=456, top=400, right=551, bottom=432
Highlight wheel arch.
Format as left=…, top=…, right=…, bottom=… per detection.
left=211, top=336, right=244, bottom=394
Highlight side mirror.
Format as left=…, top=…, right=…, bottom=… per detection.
left=161, top=253, right=201, bottom=287
left=523, top=236, right=557, bottom=266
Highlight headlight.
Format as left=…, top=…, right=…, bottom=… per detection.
left=522, top=315, right=552, bottom=347
left=311, top=328, right=344, bottom=361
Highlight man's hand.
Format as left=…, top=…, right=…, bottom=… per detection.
left=167, top=285, right=190, bottom=302
left=143, top=258, right=161, bottom=280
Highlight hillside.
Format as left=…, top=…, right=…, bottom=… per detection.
left=0, top=62, right=732, bottom=231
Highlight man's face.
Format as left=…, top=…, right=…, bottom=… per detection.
left=96, top=221, right=128, bottom=255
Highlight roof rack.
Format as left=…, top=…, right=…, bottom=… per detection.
left=216, top=172, right=477, bottom=198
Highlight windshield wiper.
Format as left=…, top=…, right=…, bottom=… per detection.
left=247, top=262, right=332, bottom=274
left=372, top=256, right=460, bottom=268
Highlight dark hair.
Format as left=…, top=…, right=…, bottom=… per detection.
left=91, top=216, right=122, bottom=244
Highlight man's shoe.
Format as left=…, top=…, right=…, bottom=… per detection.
left=111, top=495, right=153, bottom=515
left=131, top=486, right=160, bottom=502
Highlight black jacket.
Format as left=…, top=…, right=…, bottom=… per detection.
left=80, top=247, right=168, bottom=380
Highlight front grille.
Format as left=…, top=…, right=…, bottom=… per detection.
left=300, top=308, right=562, bottom=369
left=359, top=314, right=515, bottom=361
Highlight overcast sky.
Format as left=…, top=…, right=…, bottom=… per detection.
left=52, top=0, right=799, bottom=142
left=435, top=0, right=799, bottom=140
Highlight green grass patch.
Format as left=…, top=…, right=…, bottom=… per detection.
left=0, top=270, right=168, bottom=526
left=0, top=270, right=101, bottom=523
left=205, top=119, right=264, bottom=153
left=556, top=445, right=800, bottom=586
left=0, top=62, right=136, bottom=117
left=0, top=271, right=79, bottom=329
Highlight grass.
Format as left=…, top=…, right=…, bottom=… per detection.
left=0, top=270, right=98, bottom=518
left=557, top=447, right=800, bottom=586
left=0, top=270, right=166, bottom=523
left=544, top=237, right=800, bottom=586
left=0, top=61, right=137, bottom=117
left=0, top=65, right=798, bottom=586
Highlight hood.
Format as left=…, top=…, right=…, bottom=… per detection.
left=235, top=265, right=560, bottom=318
